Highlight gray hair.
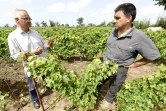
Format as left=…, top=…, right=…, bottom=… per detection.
left=13, top=8, right=27, bottom=19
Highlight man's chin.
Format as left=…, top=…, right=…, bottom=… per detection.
left=114, top=27, right=118, bottom=29
left=28, top=23, right=32, bottom=27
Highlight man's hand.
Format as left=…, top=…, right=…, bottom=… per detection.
left=45, top=37, right=53, bottom=48
left=125, top=62, right=136, bottom=68
left=24, top=52, right=32, bottom=61
left=32, top=47, right=43, bottom=55
left=24, top=53, right=29, bottom=61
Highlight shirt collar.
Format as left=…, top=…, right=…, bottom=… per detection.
left=113, top=25, right=135, bottom=38
left=16, top=27, right=31, bottom=34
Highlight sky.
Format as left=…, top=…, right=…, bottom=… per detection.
left=0, top=0, right=165, bottom=27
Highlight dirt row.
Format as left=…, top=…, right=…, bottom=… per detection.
left=0, top=60, right=158, bottom=111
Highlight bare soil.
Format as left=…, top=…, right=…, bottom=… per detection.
left=0, top=59, right=158, bottom=111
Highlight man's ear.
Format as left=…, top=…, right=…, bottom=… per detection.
left=15, top=18, right=19, bottom=23
left=127, top=15, right=132, bottom=22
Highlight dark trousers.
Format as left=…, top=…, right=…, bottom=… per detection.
left=28, top=77, right=38, bottom=101
left=98, top=66, right=128, bottom=103
left=28, top=76, right=46, bottom=101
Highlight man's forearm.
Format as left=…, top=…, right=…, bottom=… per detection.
left=125, top=58, right=151, bottom=68
left=134, top=58, right=151, bottom=67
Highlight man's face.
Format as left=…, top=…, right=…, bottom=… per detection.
left=113, top=10, right=131, bottom=29
left=17, top=11, right=32, bottom=29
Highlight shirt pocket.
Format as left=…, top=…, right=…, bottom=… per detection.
left=31, top=38, right=43, bottom=49
left=117, top=45, right=134, bottom=60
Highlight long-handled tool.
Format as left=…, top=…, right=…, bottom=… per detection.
left=31, top=75, right=45, bottom=111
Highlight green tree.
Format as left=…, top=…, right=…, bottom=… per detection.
left=41, top=21, right=48, bottom=27
left=107, top=21, right=112, bottom=26
left=97, top=21, right=107, bottom=27
left=55, top=21, right=60, bottom=27
left=154, top=0, right=166, bottom=10
left=13, top=24, right=17, bottom=27
left=155, top=16, right=166, bottom=28
left=77, top=17, right=84, bottom=26
left=49, top=20, right=55, bottom=27
left=35, top=22, right=40, bottom=27
left=133, top=19, right=150, bottom=29
left=61, top=24, right=64, bottom=27
left=87, top=23, right=96, bottom=27
left=65, top=24, right=69, bottom=27
left=107, top=20, right=115, bottom=27
left=4, top=24, right=9, bottom=27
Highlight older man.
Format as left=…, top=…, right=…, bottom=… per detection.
left=8, top=9, right=53, bottom=109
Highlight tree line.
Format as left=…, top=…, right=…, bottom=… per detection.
left=2, top=16, right=166, bottom=29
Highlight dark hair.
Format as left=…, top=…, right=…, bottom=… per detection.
left=114, top=3, right=136, bottom=21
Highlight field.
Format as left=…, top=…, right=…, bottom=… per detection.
left=0, top=27, right=166, bottom=111
left=0, top=59, right=158, bottom=111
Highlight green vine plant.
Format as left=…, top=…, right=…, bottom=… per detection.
left=0, top=79, right=9, bottom=111
left=0, top=90, right=9, bottom=110
left=24, top=54, right=118, bottom=110
left=116, top=64, right=166, bottom=111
